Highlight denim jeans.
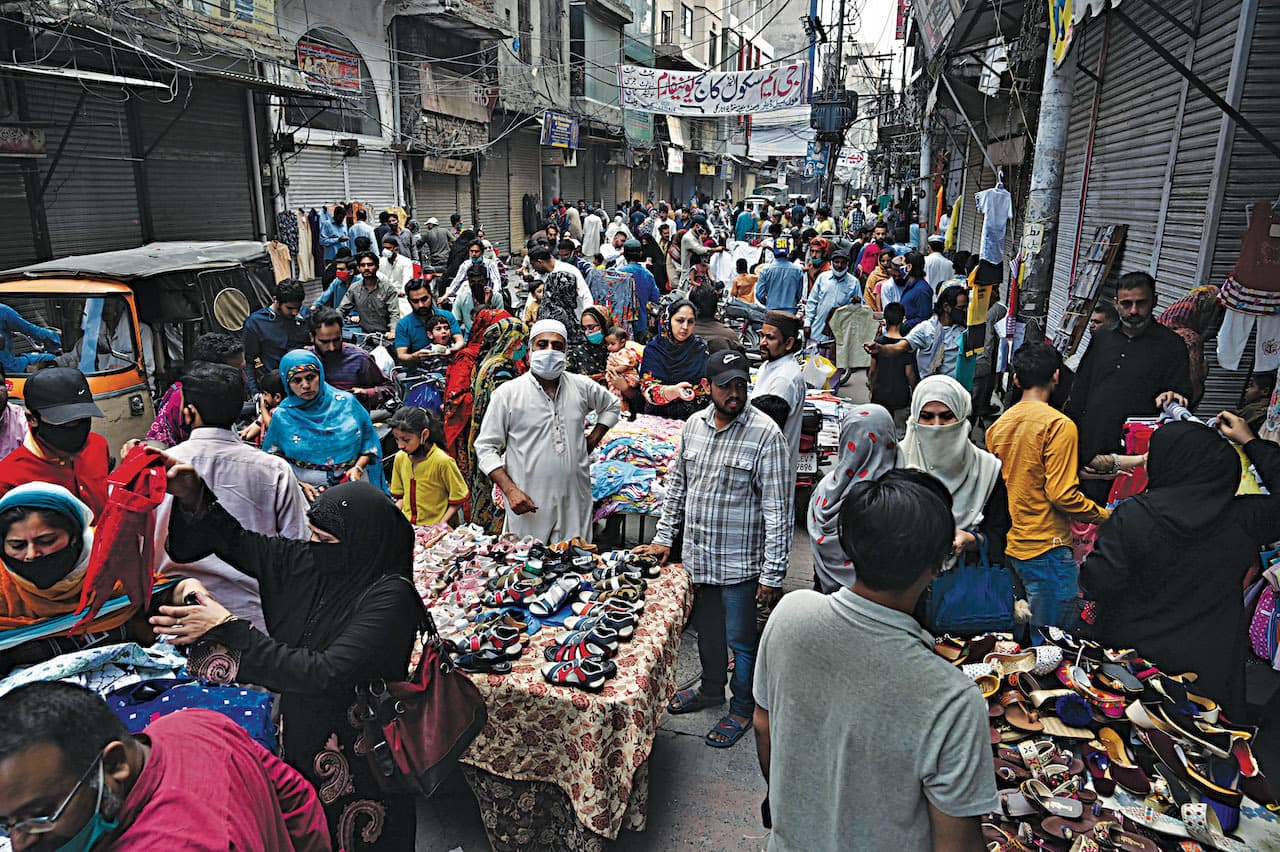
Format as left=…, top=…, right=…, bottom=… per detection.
left=1011, top=546, right=1078, bottom=643
left=692, top=579, right=759, bottom=718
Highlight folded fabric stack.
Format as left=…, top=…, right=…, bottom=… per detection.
left=591, top=414, right=684, bottom=521
left=410, top=528, right=659, bottom=689
left=938, top=627, right=1277, bottom=851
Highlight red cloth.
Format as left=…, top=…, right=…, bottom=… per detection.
left=0, top=432, right=110, bottom=518
left=1233, top=200, right=1280, bottom=292
left=1106, top=422, right=1154, bottom=505
left=108, top=710, right=331, bottom=851
left=74, top=446, right=167, bottom=630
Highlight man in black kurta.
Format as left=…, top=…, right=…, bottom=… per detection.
left=1065, top=272, right=1192, bottom=501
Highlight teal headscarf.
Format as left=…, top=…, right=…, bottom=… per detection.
left=264, top=350, right=386, bottom=490
left=0, top=483, right=94, bottom=532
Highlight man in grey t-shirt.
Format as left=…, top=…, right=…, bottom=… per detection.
left=754, top=471, right=997, bottom=852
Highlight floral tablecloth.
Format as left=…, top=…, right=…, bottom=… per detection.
left=457, top=562, right=693, bottom=841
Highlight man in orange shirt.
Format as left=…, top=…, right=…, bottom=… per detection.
left=985, top=343, right=1109, bottom=640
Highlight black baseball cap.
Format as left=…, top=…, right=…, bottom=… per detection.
left=24, top=368, right=104, bottom=424
left=705, top=350, right=750, bottom=387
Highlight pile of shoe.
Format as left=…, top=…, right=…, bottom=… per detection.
left=940, top=628, right=1278, bottom=851
left=453, top=613, right=531, bottom=675
left=539, top=553, right=661, bottom=692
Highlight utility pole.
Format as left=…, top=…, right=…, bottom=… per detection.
left=1015, top=24, right=1074, bottom=340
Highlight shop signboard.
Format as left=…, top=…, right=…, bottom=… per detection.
left=541, top=112, right=580, bottom=149
left=909, top=0, right=962, bottom=57
left=420, top=64, right=494, bottom=124
left=698, top=161, right=716, bottom=176
left=0, top=127, right=45, bottom=157
left=1049, top=0, right=1075, bottom=66
left=297, top=39, right=362, bottom=93
left=618, top=62, right=808, bottom=116
left=421, top=156, right=472, bottom=176
left=667, top=148, right=684, bottom=174
left=194, top=0, right=278, bottom=39
left=721, top=161, right=735, bottom=180
left=896, top=0, right=909, bottom=39
left=803, top=141, right=828, bottom=178
left=623, top=109, right=654, bottom=147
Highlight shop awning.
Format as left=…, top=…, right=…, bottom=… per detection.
left=397, top=0, right=513, bottom=40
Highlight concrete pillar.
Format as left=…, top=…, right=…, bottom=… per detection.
left=1016, top=30, right=1074, bottom=339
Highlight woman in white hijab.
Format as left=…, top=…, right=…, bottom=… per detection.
left=807, top=404, right=902, bottom=592
left=901, top=375, right=1008, bottom=558
left=604, top=214, right=632, bottom=244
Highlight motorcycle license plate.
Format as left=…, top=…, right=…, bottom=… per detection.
left=797, top=453, right=818, bottom=474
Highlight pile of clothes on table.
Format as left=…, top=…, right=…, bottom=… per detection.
left=941, top=626, right=1278, bottom=851
left=590, top=414, right=683, bottom=522
left=412, top=524, right=660, bottom=691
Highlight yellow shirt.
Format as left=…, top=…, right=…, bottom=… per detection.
left=390, top=445, right=469, bottom=525
left=984, top=400, right=1109, bottom=560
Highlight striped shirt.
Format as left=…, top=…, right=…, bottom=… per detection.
left=653, top=405, right=793, bottom=587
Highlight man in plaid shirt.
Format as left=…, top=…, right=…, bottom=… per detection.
left=636, top=350, right=793, bottom=748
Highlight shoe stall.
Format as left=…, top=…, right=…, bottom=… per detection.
left=409, top=524, right=694, bottom=849
left=945, top=627, right=1280, bottom=851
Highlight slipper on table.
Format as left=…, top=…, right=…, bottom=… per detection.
left=705, top=714, right=751, bottom=749
left=667, top=688, right=725, bottom=715
left=541, top=656, right=616, bottom=692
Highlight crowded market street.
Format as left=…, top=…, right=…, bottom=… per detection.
left=2, top=0, right=1280, bottom=849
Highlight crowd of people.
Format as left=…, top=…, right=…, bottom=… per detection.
left=0, top=189, right=1273, bottom=852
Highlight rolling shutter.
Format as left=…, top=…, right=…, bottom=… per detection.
left=508, top=130, right=542, bottom=248
left=284, top=147, right=347, bottom=210
left=477, top=142, right=511, bottom=254
left=25, top=77, right=142, bottom=255
left=343, top=149, right=398, bottom=212
left=141, top=82, right=252, bottom=240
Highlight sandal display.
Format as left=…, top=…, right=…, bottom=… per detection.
left=541, top=656, right=616, bottom=691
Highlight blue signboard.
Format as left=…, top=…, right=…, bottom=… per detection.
left=541, top=111, right=580, bottom=150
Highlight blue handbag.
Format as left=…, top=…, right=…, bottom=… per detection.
left=922, top=533, right=1015, bottom=635
left=106, top=677, right=277, bottom=753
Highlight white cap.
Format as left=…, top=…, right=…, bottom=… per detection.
left=530, top=319, right=567, bottom=342
left=426, top=217, right=439, bottom=225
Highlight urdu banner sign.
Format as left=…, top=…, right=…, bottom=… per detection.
left=618, top=63, right=808, bottom=116
left=297, top=39, right=362, bottom=93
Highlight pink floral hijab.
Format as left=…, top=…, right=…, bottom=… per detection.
left=807, top=404, right=901, bottom=592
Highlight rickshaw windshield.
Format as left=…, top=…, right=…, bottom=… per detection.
left=0, top=295, right=139, bottom=377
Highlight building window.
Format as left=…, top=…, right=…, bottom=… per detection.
left=661, top=11, right=673, bottom=44
left=681, top=5, right=694, bottom=39
left=709, top=28, right=717, bottom=66
left=287, top=27, right=381, bottom=137
left=542, top=0, right=562, bottom=63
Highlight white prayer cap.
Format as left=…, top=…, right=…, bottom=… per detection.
left=530, top=319, right=567, bottom=342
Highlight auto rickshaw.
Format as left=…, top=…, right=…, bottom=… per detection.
left=0, top=241, right=274, bottom=451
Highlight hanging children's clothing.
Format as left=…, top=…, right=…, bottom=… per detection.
left=1215, top=199, right=1280, bottom=371
left=1233, top=200, right=1280, bottom=292
left=975, top=181, right=1013, bottom=264
left=296, top=210, right=315, bottom=281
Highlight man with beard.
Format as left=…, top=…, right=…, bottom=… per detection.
left=636, top=350, right=792, bottom=749
left=0, top=367, right=109, bottom=517
left=394, top=278, right=463, bottom=370
left=1065, top=272, right=1191, bottom=501
left=0, top=682, right=330, bottom=851
left=753, top=311, right=806, bottom=471
left=307, top=308, right=392, bottom=411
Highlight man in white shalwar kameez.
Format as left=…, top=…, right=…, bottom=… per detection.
left=475, top=319, right=621, bottom=542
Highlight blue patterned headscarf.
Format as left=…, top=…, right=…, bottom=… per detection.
left=264, top=350, right=385, bottom=490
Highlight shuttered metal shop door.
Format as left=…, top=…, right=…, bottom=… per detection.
left=1200, top=0, right=1280, bottom=410
left=26, top=78, right=142, bottom=255
left=508, top=131, right=541, bottom=248
left=457, top=174, right=473, bottom=228
left=560, top=158, right=586, bottom=206
left=477, top=142, right=511, bottom=254
left=955, top=139, right=986, bottom=266
left=615, top=165, right=631, bottom=210
left=0, top=164, right=37, bottom=266
left=415, top=169, right=467, bottom=223
left=343, top=150, right=397, bottom=212
left=285, top=147, right=348, bottom=210
left=141, top=83, right=252, bottom=240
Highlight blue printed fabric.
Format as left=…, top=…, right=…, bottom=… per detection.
left=591, top=459, right=655, bottom=500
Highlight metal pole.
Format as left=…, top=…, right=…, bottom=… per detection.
left=918, top=122, right=931, bottom=237
left=1015, top=29, right=1074, bottom=340
left=806, top=0, right=819, bottom=102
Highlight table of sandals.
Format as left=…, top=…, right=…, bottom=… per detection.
left=947, top=630, right=1280, bottom=851
left=411, top=525, right=694, bottom=851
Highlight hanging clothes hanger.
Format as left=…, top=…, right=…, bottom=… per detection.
left=996, top=167, right=1006, bottom=190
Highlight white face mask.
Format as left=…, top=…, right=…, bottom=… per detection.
left=380, top=248, right=393, bottom=259
left=529, top=348, right=567, bottom=380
